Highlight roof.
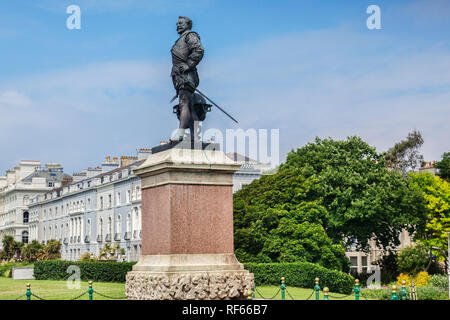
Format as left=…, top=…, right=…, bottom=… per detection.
left=225, top=152, right=257, bottom=163
left=21, top=170, right=72, bottom=184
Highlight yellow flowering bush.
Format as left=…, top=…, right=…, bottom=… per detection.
left=397, top=271, right=431, bottom=287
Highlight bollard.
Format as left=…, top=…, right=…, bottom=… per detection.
left=323, top=287, right=329, bottom=300
left=280, top=277, right=286, bottom=300
left=314, top=277, right=320, bottom=300
left=26, top=283, right=31, bottom=301
left=400, top=280, right=407, bottom=300
left=88, top=281, right=93, bottom=300
left=247, top=290, right=253, bottom=300
left=390, top=285, right=399, bottom=300
left=354, top=279, right=360, bottom=301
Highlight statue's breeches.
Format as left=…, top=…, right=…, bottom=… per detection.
left=171, top=67, right=199, bottom=93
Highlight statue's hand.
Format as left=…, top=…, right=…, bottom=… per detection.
left=178, top=63, right=190, bottom=73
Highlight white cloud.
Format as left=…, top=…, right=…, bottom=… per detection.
left=0, top=91, right=32, bottom=108
left=0, top=25, right=449, bottom=174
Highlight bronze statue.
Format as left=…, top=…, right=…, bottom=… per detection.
left=170, top=16, right=205, bottom=142
left=169, top=16, right=238, bottom=145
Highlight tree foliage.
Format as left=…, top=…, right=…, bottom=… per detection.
left=436, top=151, right=450, bottom=181
left=397, top=244, right=430, bottom=277
left=385, top=130, right=424, bottom=175
left=409, top=172, right=450, bottom=263
left=281, top=136, right=427, bottom=251
left=234, top=167, right=349, bottom=271
left=1, top=236, right=61, bottom=263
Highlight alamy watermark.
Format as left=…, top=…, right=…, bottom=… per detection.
left=170, top=126, right=280, bottom=172
left=66, top=5, right=81, bottom=30
left=366, top=5, right=381, bottom=30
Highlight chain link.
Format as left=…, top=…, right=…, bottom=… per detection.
left=31, top=293, right=46, bottom=300
left=305, top=289, right=316, bottom=300
left=327, top=291, right=354, bottom=299
left=284, top=288, right=295, bottom=300
left=254, top=287, right=280, bottom=300
left=14, top=294, right=26, bottom=300
left=93, top=290, right=127, bottom=300
left=70, top=291, right=89, bottom=300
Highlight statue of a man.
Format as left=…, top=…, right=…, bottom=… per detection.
left=170, top=16, right=204, bottom=142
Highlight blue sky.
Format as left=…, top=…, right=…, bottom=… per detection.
left=0, top=0, right=449, bottom=174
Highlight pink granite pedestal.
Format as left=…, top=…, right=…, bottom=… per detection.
left=125, top=148, right=254, bottom=300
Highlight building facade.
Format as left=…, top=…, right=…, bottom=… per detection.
left=1, top=149, right=265, bottom=262
left=0, top=161, right=71, bottom=247
left=28, top=154, right=148, bottom=261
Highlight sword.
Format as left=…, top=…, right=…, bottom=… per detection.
left=194, top=89, right=238, bottom=124
left=170, top=49, right=239, bottom=123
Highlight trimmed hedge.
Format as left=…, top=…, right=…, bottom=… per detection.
left=34, top=260, right=137, bottom=283
left=244, top=262, right=354, bottom=294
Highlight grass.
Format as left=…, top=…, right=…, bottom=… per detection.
left=0, top=277, right=364, bottom=300
left=0, top=277, right=126, bottom=300
left=252, top=285, right=360, bottom=300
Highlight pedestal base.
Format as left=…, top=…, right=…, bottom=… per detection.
left=125, top=254, right=254, bottom=300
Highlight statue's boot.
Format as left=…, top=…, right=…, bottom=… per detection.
left=170, top=128, right=185, bottom=142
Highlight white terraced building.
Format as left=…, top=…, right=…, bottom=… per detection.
left=0, top=161, right=71, bottom=247
left=1, top=149, right=266, bottom=261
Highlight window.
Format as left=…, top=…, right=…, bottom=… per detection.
left=350, top=256, right=358, bottom=276
left=127, top=213, right=131, bottom=233
left=117, top=192, right=121, bottom=206
left=362, top=256, right=368, bottom=274
left=99, top=196, right=103, bottom=210
left=127, top=190, right=131, bottom=203
left=108, top=194, right=112, bottom=208
left=116, top=215, right=121, bottom=234
left=22, top=231, right=29, bottom=244
left=23, top=211, right=29, bottom=224
left=108, top=216, right=112, bottom=235
left=87, top=219, right=91, bottom=236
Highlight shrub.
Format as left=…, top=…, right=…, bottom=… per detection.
left=244, top=262, right=354, bottom=294
left=34, top=260, right=136, bottom=283
left=430, top=274, right=449, bottom=290
left=397, top=271, right=431, bottom=288
left=416, top=285, right=447, bottom=300
left=359, top=288, right=390, bottom=300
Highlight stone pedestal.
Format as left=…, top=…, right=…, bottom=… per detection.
left=125, top=148, right=254, bottom=300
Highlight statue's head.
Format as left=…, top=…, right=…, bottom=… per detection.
left=177, top=16, right=192, bottom=34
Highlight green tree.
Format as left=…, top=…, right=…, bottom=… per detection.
left=0, top=235, right=23, bottom=262
left=385, top=130, right=424, bottom=175
left=436, top=151, right=450, bottom=181
left=282, top=136, right=427, bottom=251
left=42, top=239, right=61, bottom=260
left=409, top=172, right=450, bottom=270
left=234, top=167, right=349, bottom=271
left=22, top=240, right=44, bottom=262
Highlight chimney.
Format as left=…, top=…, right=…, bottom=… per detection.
left=137, top=148, right=152, bottom=160
left=120, top=156, right=139, bottom=167
left=102, top=156, right=119, bottom=173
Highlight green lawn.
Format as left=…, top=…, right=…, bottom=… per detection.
left=0, top=278, right=126, bottom=300
left=0, top=277, right=362, bottom=300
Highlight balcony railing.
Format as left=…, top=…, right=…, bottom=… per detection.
left=97, top=235, right=103, bottom=243
left=84, top=235, right=90, bottom=243
left=105, top=234, right=111, bottom=242
left=124, top=232, right=131, bottom=240
left=63, top=238, right=68, bottom=245
left=77, top=236, right=81, bottom=243
left=114, top=233, right=121, bottom=241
